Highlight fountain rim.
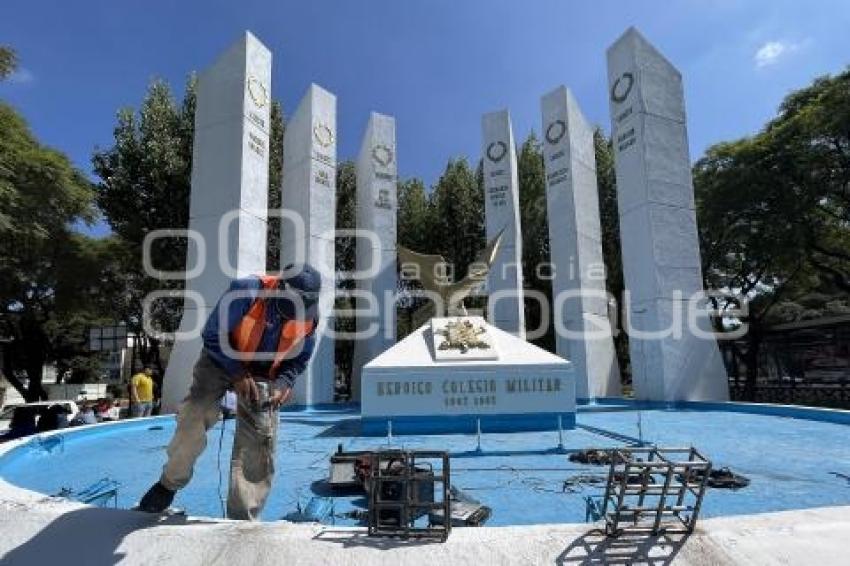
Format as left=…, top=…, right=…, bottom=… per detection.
left=0, top=398, right=847, bottom=464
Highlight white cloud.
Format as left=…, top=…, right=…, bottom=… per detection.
left=754, top=40, right=798, bottom=68
left=7, top=67, right=34, bottom=84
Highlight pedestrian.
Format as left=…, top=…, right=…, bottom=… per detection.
left=70, top=403, right=97, bottom=426
left=131, top=367, right=155, bottom=418
left=220, top=390, right=237, bottom=420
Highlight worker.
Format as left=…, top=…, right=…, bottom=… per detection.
left=138, top=265, right=321, bottom=520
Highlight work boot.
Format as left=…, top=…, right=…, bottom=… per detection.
left=138, top=481, right=175, bottom=513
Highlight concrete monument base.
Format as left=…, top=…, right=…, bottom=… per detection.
left=361, top=316, right=575, bottom=435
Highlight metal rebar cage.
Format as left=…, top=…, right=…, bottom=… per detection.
left=600, top=447, right=711, bottom=536
left=367, top=450, right=451, bottom=541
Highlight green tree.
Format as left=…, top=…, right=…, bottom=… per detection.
left=515, top=132, right=552, bottom=350
left=334, top=161, right=357, bottom=384
left=395, top=159, right=484, bottom=336
left=266, top=101, right=285, bottom=270
left=766, top=69, right=850, bottom=291
left=397, top=178, right=431, bottom=252
left=593, top=129, right=630, bottom=378
left=695, top=136, right=812, bottom=399
left=0, top=103, right=98, bottom=400
left=0, top=46, right=16, bottom=81
left=92, top=78, right=196, bottom=377
left=396, top=177, right=433, bottom=337
left=92, top=79, right=285, bottom=377
left=47, top=235, right=132, bottom=384
left=335, top=161, right=357, bottom=276
left=430, top=158, right=484, bottom=278
left=692, top=66, right=850, bottom=399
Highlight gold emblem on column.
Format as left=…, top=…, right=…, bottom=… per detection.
left=372, top=144, right=394, bottom=167
left=313, top=122, right=335, bottom=148
left=247, top=76, right=268, bottom=109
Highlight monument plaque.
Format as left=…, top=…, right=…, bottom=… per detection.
left=361, top=318, right=574, bottom=435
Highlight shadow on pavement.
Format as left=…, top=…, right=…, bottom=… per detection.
left=312, top=528, right=443, bottom=550
left=1, top=506, right=204, bottom=565
left=556, top=528, right=690, bottom=565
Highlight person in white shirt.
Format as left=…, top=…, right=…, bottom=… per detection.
left=220, top=390, right=237, bottom=420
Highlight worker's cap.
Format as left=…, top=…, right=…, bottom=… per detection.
left=280, top=264, right=321, bottom=308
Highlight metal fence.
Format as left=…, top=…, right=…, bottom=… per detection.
left=720, top=315, right=850, bottom=409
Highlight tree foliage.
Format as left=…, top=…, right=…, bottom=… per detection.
left=92, top=79, right=285, bottom=377
left=93, top=78, right=195, bottom=272
left=397, top=178, right=431, bottom=252
left=695, top=68, right=850, bottom=324
left=515, top=133, right=552, bottom=349
left=0, top=46, right=16, bottom=81
left=694, top=67, right=850, bottom=397
left=266, top=101, right=285, bottom=270
left=92, top=78, right=196, bottom=379
left=0, top=102, right=102, bottom=399
left=429, top=158, right=485, bottom=278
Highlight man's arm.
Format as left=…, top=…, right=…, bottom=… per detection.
left=273, top=332, right=316, bottom=391
left=130, top=378, right=139, bottom=403
left=201, top=277, right=260, bottom=379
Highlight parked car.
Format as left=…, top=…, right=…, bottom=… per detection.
left=0, top=400, right=80, bottom=434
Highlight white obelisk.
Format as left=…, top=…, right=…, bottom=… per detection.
left=607, top=27, right=728, bottom=401
left=280, top=84, right=337, bottom=406
left=482, top=110, right=525, bottom=339
left=351, top=113, right=397, bottom=401
left=542, top=86, right=622, bottom=399
left=162, top=32, right=272, bottom=412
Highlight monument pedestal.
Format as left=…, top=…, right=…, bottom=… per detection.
left=361, top=317, right=575, bottom=435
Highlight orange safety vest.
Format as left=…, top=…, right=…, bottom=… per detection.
left=229, top=275, right=316, bottom=380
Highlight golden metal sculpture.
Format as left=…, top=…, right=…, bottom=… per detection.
left=436, top=319, right=491, bottom=353
left=398, top=228, right=504, bottom=317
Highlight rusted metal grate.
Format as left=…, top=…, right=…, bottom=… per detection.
left=367, top=450, right=451, bottom=541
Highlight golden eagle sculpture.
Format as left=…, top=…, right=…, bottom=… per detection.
left=398, top=228, right=504, bottom=318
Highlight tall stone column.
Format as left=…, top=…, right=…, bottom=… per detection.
left=481, top=110, right=525, bottom=339
left=280, top=84, right=337, bottom=406
left=162, top=32, right=272, bottom=412
left=607, top=27, right=728, bottom=401
left=541, top=86, right=621, bottom=399
left=351, top=113, right=397, bottom=401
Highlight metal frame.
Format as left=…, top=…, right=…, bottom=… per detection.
left=600, top=447, right=711, bottom=536
left=722, top=316, right=850, bottom=409
left=367, top=450, right=451, bottom=541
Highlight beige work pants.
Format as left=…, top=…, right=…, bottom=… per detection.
left=159, top=352, right=278, bottom=520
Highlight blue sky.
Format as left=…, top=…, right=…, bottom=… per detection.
left=2, top=0, right=849, bottom=237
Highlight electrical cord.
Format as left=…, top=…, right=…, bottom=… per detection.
left=217, top=416, right=227, bottom=519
